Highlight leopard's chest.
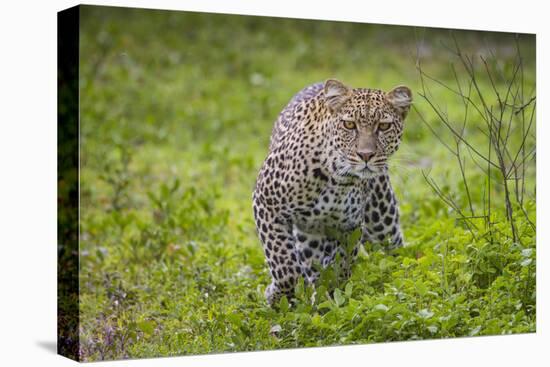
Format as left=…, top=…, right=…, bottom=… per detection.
left=291, top=182, right=367, bottom=235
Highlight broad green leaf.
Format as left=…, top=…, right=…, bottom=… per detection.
left=373, top=304, right=389, bottom=312
left=137, top=320, right=155, bottom=336
left=334, top=288, right=345, bottom=307
left=427, top=325, right=438, bottom=334
left=520, top=258, right=533, bottom=267
left=418, top=309, right=434, bottom=319
left=279, top=295, right=289, bottom=313
left=470, top=326, right=482, bottom=336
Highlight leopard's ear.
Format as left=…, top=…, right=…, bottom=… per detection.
left=386, top=85, right=413, bottom=119
left=324, top=79, right=351, bottom=112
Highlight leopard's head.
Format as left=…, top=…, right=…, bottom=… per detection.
left=322, top=79, right=412, bottom=179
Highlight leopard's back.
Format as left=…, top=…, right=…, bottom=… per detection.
left=269, top=82, right=323, bottom=151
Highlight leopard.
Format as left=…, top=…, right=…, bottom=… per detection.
left=252, top=79, right=412, bottom=306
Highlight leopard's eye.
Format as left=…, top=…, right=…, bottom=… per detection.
left=378, top=122, right=391, bottom=131
left=343, top=120, right=356, bottom=130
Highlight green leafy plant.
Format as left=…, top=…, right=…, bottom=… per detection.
left=77, top=7, right=535, bottom=361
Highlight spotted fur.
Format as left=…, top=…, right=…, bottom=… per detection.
left=253, top=79, right=412, bottom=305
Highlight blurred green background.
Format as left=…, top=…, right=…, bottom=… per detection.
left=77, top=6, right=536, bottom=361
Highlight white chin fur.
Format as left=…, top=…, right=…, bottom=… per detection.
left=356, top=170, right=379, bottom=179
left=355, top=165, right=386, bottom=179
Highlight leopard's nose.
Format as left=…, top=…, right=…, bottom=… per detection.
left=357, top=150, right=375, bottom=162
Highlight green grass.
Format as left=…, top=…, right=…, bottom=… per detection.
left=77, top=6, right=536, bottom=361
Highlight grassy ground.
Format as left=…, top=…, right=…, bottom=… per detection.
left=77, top=6, right=536, bottom=361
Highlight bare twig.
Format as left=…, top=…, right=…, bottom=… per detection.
left=416, top=32, right=535, bottom=246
